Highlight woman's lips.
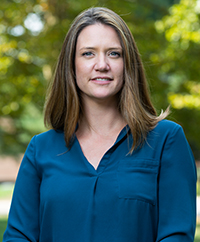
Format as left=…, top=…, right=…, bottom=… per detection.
left=91, top=77, right=113, bottom=84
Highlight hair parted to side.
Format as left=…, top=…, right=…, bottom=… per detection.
left=44, top=7, right=169, bottom=152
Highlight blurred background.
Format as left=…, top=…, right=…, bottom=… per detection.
left=0, top=0, right=200, bottom=240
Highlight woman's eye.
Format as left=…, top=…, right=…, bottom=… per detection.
left=82, top=52, right=93, bottom=57
left=109, top=51, right=121, bottom=57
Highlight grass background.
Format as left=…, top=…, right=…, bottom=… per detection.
left=0, top=218, right=7, bottom=241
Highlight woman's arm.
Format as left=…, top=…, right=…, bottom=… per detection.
left=3, top=136, right=41, bottom=242
left=156, top=125, right=197, bottom=241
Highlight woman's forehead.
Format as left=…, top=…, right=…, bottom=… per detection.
left=76, top=24, right=122, bottom=49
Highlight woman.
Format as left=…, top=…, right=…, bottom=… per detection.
left=3, top=7, right=196, bottom=242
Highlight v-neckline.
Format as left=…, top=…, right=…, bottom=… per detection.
left=74, top=125, right=129, bottom=173
left=75, top=136, right=107, bottom=173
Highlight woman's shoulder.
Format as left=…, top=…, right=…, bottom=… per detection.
left=142, top=119, right=191, bottom=161
left=31, top=129, right=66, bottom=151
left=35, top=129, right=64, bottom=140
left=147, top=119, right=185, bottom=144
left=154, top=119, right=183, bottom=134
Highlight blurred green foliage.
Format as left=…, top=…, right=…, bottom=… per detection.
left=0, top=0, right=200, bottom=159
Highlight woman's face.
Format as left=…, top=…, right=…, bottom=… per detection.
left=75, top=23, right=124, bottom=104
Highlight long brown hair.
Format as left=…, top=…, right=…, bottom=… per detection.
left=44, top=7, right=169, bottom=152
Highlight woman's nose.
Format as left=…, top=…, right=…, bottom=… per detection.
left=94, top=54, right=110, bottom=71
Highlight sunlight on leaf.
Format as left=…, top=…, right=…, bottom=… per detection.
left=155, top=0, right=200, bottom=44
left=168, top=93, right=200, bottom=109
left=24, top=13, right=44, bottom=35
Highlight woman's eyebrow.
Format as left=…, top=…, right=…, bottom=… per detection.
left=79, top=46, right=122, bottom=51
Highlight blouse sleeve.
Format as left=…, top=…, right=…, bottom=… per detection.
left=3, top=136, right=41, bottom=242
left=156, top=124, right=197, bottom=241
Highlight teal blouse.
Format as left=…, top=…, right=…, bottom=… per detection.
left=3, top=120, right=197, bottom=242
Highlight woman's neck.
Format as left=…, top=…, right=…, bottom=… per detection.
left=77, top=97, right=126, bottom=137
